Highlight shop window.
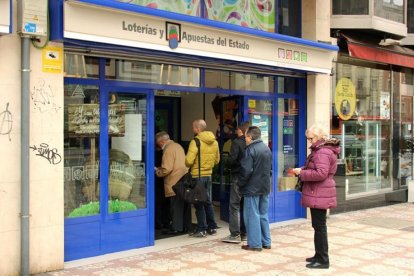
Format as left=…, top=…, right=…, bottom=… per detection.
left=107, top=92, right=147, bottom=212
left=332, top=0, right=369, bottom=15
left=205, top=70, right=274, bottom=93
left=332, top=63, right=392, bottom=197
left=106, top=59, right=200, bottom=87
left=204, top=0, right=275, bottom=32
left=374, top=0, right=405, bottom=24
left=277, top=98, right=300, bottom=191
left=276, top=76, right=301, bottom=94
left=278, top=0, right=301, bottom=37
left=64, top=54, right=99, bottom=78
left=393, top=71, right=414, bottom=187
left=116, top=0, right=200, bottom=16
left=64, top=84, right=100, bottom=217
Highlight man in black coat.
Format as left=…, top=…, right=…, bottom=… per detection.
left=222, top=121, right=249, bottom=243
left=238, top=126, right=272, bottom=251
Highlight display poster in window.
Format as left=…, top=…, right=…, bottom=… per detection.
left=68, top=104, right=125, bottom=136
left=251, top=114, right=269, bottom=146
left=112, top=114, right=142, bottom=161
left=380, top=92, right=390, bottom=120
left=282, top=118, right=294, bottom=154
left=335, top=78, right=356, bottom=121
left=288, top=99, right=298, bottom=115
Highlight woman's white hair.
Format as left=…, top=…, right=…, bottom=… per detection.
left=306, top=123, right=329, bottom=140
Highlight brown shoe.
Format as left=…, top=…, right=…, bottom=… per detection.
left=262, top=245, right=271, bottom=249
left=241, top=245, right=262, bottom=252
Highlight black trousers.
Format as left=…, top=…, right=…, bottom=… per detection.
left=170, top=195, right=191, bottom=232
left=310, top=208, right=329, bottom=264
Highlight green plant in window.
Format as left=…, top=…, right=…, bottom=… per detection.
left=68, top=200, right=137, bottom=218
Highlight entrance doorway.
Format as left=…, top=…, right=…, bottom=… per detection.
left=153, top=91, right=278, bottom=239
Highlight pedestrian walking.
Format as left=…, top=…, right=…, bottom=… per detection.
left=155, top=131, right=190, bottom=234
left=292, top=124, right=339, bottom=269
left=222, top=121, right=249, bottom=244
left=185, top=119, right=220, bottom=237
left=238, top=126, right=272, bottom=251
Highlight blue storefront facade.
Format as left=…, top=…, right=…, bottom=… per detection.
left=49, top=0, right=338, bottom=261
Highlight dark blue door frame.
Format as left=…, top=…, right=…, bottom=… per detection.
left=64, top=76, right=156, bottom=260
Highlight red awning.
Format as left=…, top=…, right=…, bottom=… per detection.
left=343, top=34, right=414, bottom=68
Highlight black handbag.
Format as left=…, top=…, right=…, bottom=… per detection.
left=172, top=138, right=208, bottom=204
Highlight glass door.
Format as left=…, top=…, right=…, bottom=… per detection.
left=100, top=89, right=153, bottom=254
left=64, top=85, right=154, bottom=260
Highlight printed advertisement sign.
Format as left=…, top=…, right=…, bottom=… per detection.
left=251, top=114, right=269, bottom=147
left=64, top=1, right=336, bottom=74
left=68, top=104, right=125, bottom=136
left=335, top=78, right=356, bottom=121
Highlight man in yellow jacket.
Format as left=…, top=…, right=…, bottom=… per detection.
left=186, top=119, right=220, bottom=237
left=155, top=131, right=189, bottom=234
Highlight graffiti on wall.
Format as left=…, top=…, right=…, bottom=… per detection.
left=31, top=78, right=62, bottom=113
left=0, top=102, right=12, bottom=141
left=30, top=143, right=62, bottom=165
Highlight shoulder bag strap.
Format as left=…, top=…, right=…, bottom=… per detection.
left=194, top=138, right=201, bottom=179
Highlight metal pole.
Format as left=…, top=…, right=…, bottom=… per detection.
left=21, top=36, right=30, bottom=276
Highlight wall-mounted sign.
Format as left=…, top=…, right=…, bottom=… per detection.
left=335, top=78, right=356, bottom=121
left=64, top=1, right=336, bottom=74
left=42, top=45, right=63, bottom=73
left=68, top=104, right=125, bottom=136
left=0, top=0, right=11, bottom=34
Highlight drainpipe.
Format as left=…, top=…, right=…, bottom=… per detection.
left=20, top=35, right=30, bottom=276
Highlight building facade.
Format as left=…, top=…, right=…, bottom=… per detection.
left=4, top=0, right=413, bottom=274
left=330, top=0, right=414, bottom=213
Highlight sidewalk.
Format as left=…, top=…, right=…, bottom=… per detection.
left=41, top=203, right=414, bottom=275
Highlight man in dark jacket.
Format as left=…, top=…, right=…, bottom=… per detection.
left=222, top=121, right=249, bottom=243
left=238, top=126, right=272, bottom=251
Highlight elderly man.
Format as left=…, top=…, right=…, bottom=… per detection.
left=155, top=131, right=188, bottom=234
left=238, top=126, right=272, bottom=251
left=185, top=119, right=220, bottom=238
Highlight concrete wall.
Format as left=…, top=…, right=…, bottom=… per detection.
left=302, top=0, right=334, bottom=132
left=0, top=1, right=64, bottom=274
left=0, top=32, right=22, bottom=276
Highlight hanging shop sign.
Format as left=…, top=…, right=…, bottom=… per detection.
left=0, top=0, right=11, bottom=34
left=63, top=1, right=336, bottom=74
left=335, top=78, right=356, bottom=121
left=68, top=104, right=125, bottom=136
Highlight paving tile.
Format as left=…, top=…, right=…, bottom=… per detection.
left=40, top=203, right=414, bottom=276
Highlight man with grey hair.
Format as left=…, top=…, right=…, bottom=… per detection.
left=238, top=126, right=272, bottom=251
left=186, top=119, right=220, bottom=237
left=155, top=131, right=188, bottom=234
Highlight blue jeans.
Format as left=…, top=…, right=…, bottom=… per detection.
left=194, top=176, right=217, bottom=232
left=243, top=195, right=271, bottom=248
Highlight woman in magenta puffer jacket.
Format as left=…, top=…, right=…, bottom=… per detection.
left=293, top=125, right=340, bottom=270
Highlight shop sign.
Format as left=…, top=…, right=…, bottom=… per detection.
left=0, top=0, right=11, bottom=34
left=335, top=78, right=356, bottom=121
left=64, top=1, right=335, bottom=74
left=68, top=104, right=125, bottom=136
